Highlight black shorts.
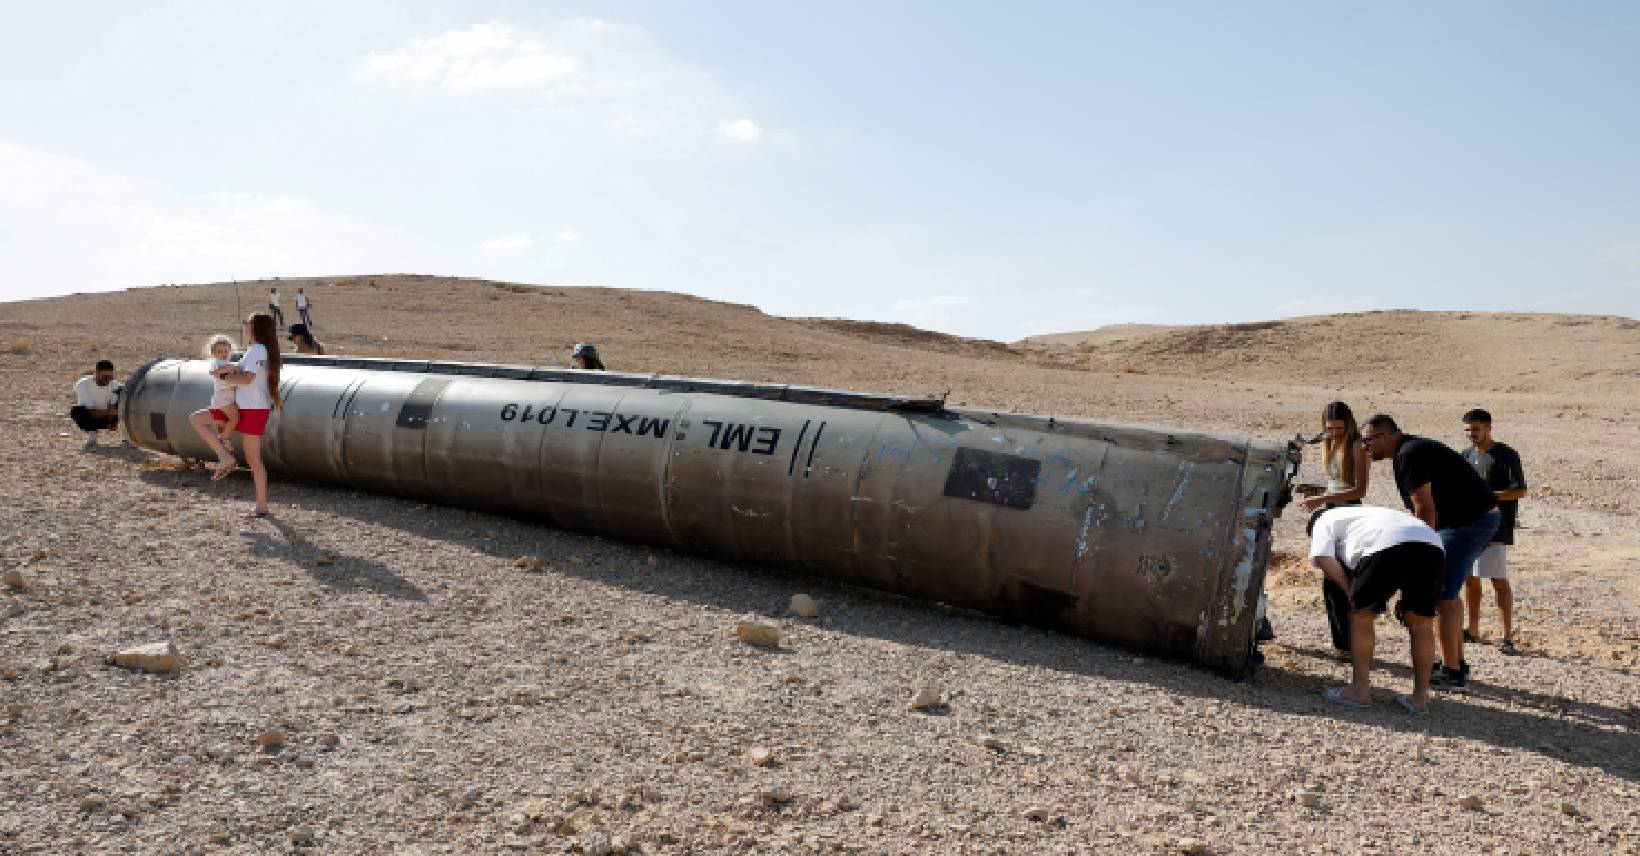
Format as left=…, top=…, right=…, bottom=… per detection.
left=1350, top=542, right=1443, bottom=617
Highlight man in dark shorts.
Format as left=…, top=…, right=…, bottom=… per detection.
left=1361, top=415, right=1499, bottom=691
left=1461, top=409, right=1528, bottom=652
left=1309, top=505, right=1444, bottom=713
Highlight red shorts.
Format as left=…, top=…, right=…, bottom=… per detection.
left=212, top=407, right=271, bottom=436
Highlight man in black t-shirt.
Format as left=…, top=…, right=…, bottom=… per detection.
left=1460, top=409, right=1528, bottom=653
left=1361, top=414, right=1499, bottom=691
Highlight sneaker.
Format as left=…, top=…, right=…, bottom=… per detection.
left=1499, top=637, right=1518, bottom=655
left=83, top=432, right=98, bottom=448
left=1433, top=661, right=1470, bottom=692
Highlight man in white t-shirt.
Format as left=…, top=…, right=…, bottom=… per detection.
left=267, top=287, right=285, bottom=327
left=1309, top=505, right=1445, bottom=713
left=70, top=359, right=122, bottom=447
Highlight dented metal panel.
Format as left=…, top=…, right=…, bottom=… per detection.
left=120, top=355, right=1299, bottom=676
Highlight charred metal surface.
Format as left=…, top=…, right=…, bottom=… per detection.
left=121, top=356, right=1300, bottom=676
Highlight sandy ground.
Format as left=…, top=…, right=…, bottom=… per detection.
left=1, top=276, right=1637, bottom=855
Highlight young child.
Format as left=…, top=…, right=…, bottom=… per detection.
left=204, top=335, right=240, bottom=440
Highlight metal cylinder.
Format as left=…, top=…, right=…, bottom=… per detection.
left=122, top=355, right=1299, bottom=676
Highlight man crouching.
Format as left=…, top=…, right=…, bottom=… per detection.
left=1309, top=506, right=1444, bottom=713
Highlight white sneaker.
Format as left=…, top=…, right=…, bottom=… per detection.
left=84, top=432, right=98, bottom=448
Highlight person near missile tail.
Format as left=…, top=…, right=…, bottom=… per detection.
left=294, top=287, right=314, bottom=330
left=1293, top=401, right=1373, bottom=660
left=288, top=323, right=325, bottom=355
left=1309, top=505, right=1443, bottom=713
left=1359, top=414, right=1498, bottom=692
left=1460, top=409, right=1528, bottom=654
left=267, top=287, right=285, bottom=328
left=188, top=312, right=283, bottom=518
left=569, top=343, right=606, bottom=370
left=70, top=359, right=124, bottom=448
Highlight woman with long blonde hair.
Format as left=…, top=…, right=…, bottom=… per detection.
left=189, top=312, right=283, bottom=517
left=1296, top=401, right=1371, bottom=657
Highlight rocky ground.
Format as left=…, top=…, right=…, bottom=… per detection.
left=1, top=277, right=1637, bottom=854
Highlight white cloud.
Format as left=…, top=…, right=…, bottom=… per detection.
left=1274, top=296, right=1379, bottom=317
left=357, top=23, right=579, bottom=92
left=716, top=118, right=764, bottom=142
left=0, top=140, right=449, bottom=302
left=479, top=233, right=535, bottom=253
left=555, top=230, right=583, bottom=245
left=355, top=20, right=780, bottom=151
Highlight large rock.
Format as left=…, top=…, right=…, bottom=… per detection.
left=109, top=642, right=186, bottom=673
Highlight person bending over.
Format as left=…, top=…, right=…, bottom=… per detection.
left=1360, top=414, right=1498, bottom=692
left=1310, top=505, right=1443, bottom=713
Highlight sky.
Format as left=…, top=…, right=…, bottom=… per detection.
left=2, top=1, right=1637, bottom=340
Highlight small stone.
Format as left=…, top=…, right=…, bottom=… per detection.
left=294, top=756, right=316, bottom=769
left=1024, top=806, right=1050, bottom=822
left=256, top=729, right=286, bottom=749
left=746, top=746, right=775, bottom=767
left=289, top=825, right=316, bottom=847
left=1296, top=790, right=1322, bottom=808
left=1560, top=802, right=1579, bottom=816
left=514, top=555, right=542, bottom=571
left=110, top=641, right=186, bottom=673
left=314, top=555, right=333, bottom=567
left=788, top=594, right=822, bottom=618
left=318, top=733, right=340, bottom=750
left=757, top=787, right=792, bottom=805
left=970, top=734, right=1004, bottom=751
left=1457, top=795, right=1484, bottom=810
left=1174, top=837, right=1208, bottom=854
left=2, top=568, right=27, bottom=590
left=735, top=621, right=781, bottom=648
left=908, top=687, right=944, bottom=710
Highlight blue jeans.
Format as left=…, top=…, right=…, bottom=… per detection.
left=1438, top=510, right=1500, bottom=600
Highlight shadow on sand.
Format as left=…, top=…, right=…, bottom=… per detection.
left=137, top=466, right=1637, bottom=782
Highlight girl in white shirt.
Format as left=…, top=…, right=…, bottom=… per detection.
left=188, top=312, right=283, bottom=517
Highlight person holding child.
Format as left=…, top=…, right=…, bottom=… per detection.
left=188, top=312, right=283, bottom=517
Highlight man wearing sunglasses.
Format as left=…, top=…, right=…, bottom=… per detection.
left=1359, top=415, right=1499, bottom=691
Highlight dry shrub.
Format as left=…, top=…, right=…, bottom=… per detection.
left=1, top=337, right=33, bottom=355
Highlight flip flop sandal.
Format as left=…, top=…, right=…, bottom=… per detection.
left=1499, top=638, right=1518, bottom=655
left=1397, top=694, right=1428, bottom=715
left=243, top=509, right=269, bottom=519
left=212, top=460, right=236, bottom=481
left=1322, top=687, right=1371, bottom=710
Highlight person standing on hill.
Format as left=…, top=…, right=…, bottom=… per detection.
left=267, top=287, right=285, bottom=328
left=1360, top=414, right=1498, bottom=691
left=1296, top=401, right=1373, bottom=659
left=294, top=287, right=314, bottom=329
left=1460, top=409, right=1528, bottom=653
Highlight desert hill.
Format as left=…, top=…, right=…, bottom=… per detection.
left=1018, top=311, right=1640, bottom=392
left=2, top=276, right=1637, bottom=854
